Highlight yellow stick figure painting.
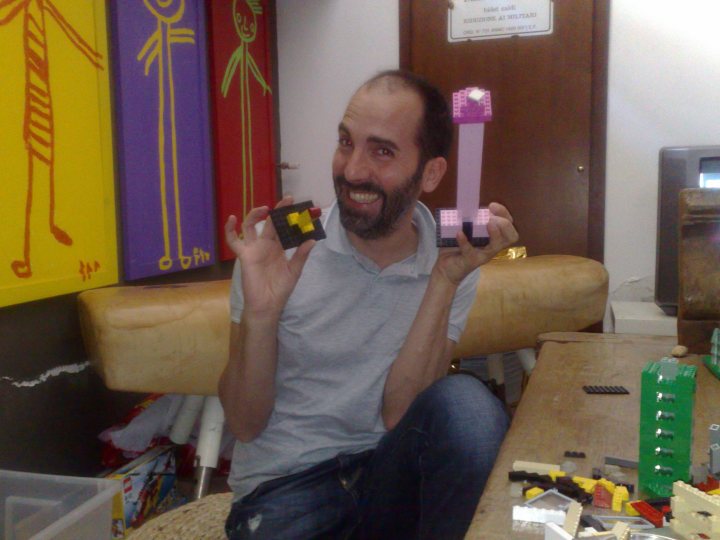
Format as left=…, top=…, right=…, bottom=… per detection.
left=221, top=0, right=271, bottom=219
left=0, top=0, right=118, bottom=307
left=137, top=0, right=196, bottom=271
left=1, top=0, right=102, bottom=278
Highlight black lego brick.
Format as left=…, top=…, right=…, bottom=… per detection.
left=582, top=385, right=629, bottom=395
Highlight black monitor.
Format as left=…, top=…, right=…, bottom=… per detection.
left=655, top=146, right=720, bottom=315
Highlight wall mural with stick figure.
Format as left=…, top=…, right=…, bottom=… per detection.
left=110, top=0, right=215, bottom=280
left=0, top=0, right=118, bottom=307
left=207, top=0, right=277, bottom=261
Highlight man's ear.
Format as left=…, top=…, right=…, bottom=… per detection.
left=420, top=157, right=447, bottom=194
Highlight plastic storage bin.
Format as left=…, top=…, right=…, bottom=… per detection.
left=1, top=469, right=121, bottom=540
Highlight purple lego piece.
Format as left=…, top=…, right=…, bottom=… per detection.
left=457, top=123, right=485, bottom=219
left=452, top=88, right=493, bottom=124
left=438, top=209, right=462, bottom=241
left=436, top=86, right=493, bottom=249
left=436, top=208, right=489, bottom=247
left=473, top=208, right=490, bottom=239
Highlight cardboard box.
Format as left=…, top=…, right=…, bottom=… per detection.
left=107, top=445, right=179, bottom=538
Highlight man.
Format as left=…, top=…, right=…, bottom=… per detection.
left=220, top=70, right=518, bottom=539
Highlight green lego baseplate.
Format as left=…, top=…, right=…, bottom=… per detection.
left=705, top=328, right=720, bottom=380
left=704, top=355, right=720, bottom=380
left=638, top=358, right=697, bottom=498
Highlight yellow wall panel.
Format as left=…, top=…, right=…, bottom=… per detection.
left=0, top=0, right=117, bottom=307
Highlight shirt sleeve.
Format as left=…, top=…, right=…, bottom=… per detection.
left=447, top=267, right=481, bottom=343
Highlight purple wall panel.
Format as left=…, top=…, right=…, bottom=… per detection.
left=111, top=0, right=215, bottom=280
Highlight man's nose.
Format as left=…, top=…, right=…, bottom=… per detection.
left=343, top=149, right=370, bottom=182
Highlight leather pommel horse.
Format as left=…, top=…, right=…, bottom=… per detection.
left=78, top=254, right=608, bottom=499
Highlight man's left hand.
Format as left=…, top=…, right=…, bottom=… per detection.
left=435, top=202, right=519, bottom=286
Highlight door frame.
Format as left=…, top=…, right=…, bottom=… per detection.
left=398, top=0, right=609, bottom=263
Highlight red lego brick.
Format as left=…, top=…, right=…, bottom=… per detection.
left=696, top=475, right=720, bottom=492
left=593, top=484, right=613, bottom=509
left=630, top=500, right=664, bottom=528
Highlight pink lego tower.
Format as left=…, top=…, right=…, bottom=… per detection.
left=436, top=87, right=493, bottom=247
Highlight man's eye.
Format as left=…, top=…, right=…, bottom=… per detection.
left=338, top=137, right=352, bottom=147
left=377, top=147, right=394, bottom=158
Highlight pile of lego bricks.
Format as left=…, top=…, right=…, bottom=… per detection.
left=509, top=458, right=720, bottom=535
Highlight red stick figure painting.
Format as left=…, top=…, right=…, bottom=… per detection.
left=221, top=0, right=271, bottom=219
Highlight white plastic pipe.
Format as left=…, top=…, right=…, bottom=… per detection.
left=196, top=396, right=225, bottom=469
left=169, top=394, right=204, bottom=445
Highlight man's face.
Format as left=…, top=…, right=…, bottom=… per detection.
left=332, top=84, right=426, bottom=240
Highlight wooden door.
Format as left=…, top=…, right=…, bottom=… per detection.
left=401, top=0, right=608, bottom=260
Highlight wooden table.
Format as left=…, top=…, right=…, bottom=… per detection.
left=465, top=332, right=720, bottom=539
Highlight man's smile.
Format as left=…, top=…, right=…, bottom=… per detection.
left=348, top=190, right=380, bottom=204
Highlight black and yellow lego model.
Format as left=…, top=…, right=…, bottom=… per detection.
left=269, top=201, right=326, bottom=250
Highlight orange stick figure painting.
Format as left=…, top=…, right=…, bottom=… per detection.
left=221, top=0, right=271, bottom=218
left=137, top=0, right=196, bottom=271
left=0, top=0, right=103, bottom=278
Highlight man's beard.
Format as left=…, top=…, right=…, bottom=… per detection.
left=333, top=165, right=424, bottom=240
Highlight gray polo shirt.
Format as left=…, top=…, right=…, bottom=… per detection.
left=227, top=201, right=480, bottom=499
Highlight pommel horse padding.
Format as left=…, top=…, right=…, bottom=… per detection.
left=78, top=280, right=231, bottom=395
left=454, top=255, right=608, bottom=358
left=77, top=256, right=608, bottom=397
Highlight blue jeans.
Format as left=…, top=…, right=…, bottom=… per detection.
left=225, top=374, right=509, bottom=540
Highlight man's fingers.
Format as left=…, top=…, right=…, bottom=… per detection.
left=275, top=195, right=294, bottom=209
left=486, top=215, right=519, bottom=253
left=455, top=230, right=475, bottom=258
left=288, top=239, right=316, bottom=276
left=488, top=202, right=513, bottom=223
left=225, top=215, right=240, bottom=247
left=260, top=196, right=295, bottom=241
left=241, top=206, right=270, bottom=242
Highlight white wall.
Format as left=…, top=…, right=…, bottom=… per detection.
left=275, top=1, right=720, bottom=327
left=275, top=1, right=399, bottom=208
left=604, top=1, right=720, bottom=327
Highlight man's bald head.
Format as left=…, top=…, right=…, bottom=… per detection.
left=359, top=70, right=453, bottom=165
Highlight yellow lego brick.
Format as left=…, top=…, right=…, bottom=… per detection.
left=571, top=475, right=594, bottom=485
left=612, top=486, right=630, bottom=512
left=525, top=487, right=544, bottom=500
left=549, top=470, right=566, bottom=482
left=512, top=460, right=560, bottom=475
left=297, top=210, right=315, bottom=233
left=571, top=476, right=597, bottom=494
left=708, top=488, right=720, bottom=496
left=287, top=212, right=300, bottom=226
left=597, top=478, right=616, bottom=494
left=625, top=500, right=641, bottom=516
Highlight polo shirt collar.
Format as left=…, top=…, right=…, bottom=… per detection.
left=323, top=201, right=438, bottom=276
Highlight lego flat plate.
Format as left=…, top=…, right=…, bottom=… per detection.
left=524, top=489, right=574, bottom=511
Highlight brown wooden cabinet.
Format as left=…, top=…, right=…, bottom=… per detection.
left=400, top=0, right=608, bottom=260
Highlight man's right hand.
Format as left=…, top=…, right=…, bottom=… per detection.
left=225, top=196, right=316, bottom=319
